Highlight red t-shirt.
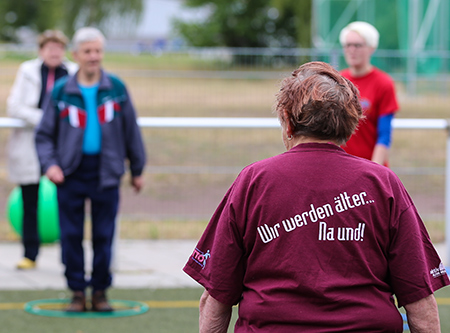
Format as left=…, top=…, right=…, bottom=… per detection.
left=184, top=143, right=449, bottom=332
left=341, top=67, right=399, bottom=161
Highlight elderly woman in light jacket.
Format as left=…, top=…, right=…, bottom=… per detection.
left=7, top=30, right=78, bottom=269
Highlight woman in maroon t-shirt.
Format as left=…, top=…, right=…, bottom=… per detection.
left=184, top=61, right=448, bottom=332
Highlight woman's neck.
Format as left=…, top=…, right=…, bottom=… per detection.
left=349, top=64, right=373, bottom=77
left=288, top=137, right=338, bottom=150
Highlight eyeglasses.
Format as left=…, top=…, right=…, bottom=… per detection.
left=343, top=43, right=366, bottom=49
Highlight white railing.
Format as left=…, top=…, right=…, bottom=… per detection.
left=3, top=117, right=450, bottom=262
left=3, top=117, right=448, bottom=130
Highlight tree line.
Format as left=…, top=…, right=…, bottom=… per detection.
left=0, top=0, right=312, bottom=48
left=0, top=0, right=143, bottom=41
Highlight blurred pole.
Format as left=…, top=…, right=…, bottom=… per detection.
left=330, top=49, right=339, bottom=69
left=407, top=0, right=419, bottom=96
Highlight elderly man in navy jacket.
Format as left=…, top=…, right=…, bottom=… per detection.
left=36, top=27, right=146, bottom=312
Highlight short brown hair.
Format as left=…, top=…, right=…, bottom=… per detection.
left=38, top=30, right=69, bottom=49
left=275, top=61, right=363, bottom=145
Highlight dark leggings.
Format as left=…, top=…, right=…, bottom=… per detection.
left=21, top=184, right=40, bottom=261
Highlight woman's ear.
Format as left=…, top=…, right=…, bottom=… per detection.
left=283, top=110, right=294, bottom=137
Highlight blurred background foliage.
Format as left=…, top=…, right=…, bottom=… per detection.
left=0, top=0, right=312, bottom=48
left=173, top=0, right=312, bottom=48
left=0, top=0, right=143, bottom=41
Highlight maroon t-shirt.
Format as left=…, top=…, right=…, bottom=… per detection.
left=184, top=143, right=449, bottom=332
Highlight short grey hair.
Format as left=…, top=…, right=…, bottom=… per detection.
left=72, top=27, right=106, bottom=51
left=339, top=21, right=379, bottom=49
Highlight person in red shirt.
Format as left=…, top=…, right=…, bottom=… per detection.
left=183, top=62, right=448, bottom=332
left=339, top=21, right=399, bottom=165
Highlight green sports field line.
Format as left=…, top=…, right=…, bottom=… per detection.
left=0, top=300, right=199, bottom=311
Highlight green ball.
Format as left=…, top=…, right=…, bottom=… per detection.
left=7, top=177, right=59, bottom=244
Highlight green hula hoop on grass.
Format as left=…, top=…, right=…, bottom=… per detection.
left=24, top=299, right=149, bottom=318
left=7, top=176, right=60, bottom=244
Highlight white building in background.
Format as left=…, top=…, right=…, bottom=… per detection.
left=105, top=0, right=208, bottom=52
left=136, top=0, right=207, bottom=39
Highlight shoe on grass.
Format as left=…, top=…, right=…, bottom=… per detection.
left=91, top=290, right=114, bottom=312
left=66, top=291, right=86, bottom=312
left=16, top=257, right=36, bottom=270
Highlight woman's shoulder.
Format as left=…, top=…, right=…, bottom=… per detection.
left=17, top=58, right=42, bottom=75
left=63, top=60, right=78, bottom=75
left=239, top=153, right=287, bottom=177
left=370, top=67, right=395, bottom=83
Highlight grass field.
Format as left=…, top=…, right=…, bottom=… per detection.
left=1, top=286, right=450, bottom=332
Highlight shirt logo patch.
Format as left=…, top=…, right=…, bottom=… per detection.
left=191, top=248, right=210, bottom=269
left=360, top=98, right=371, bottom=112
left=430, top=263, right=447, bottom=278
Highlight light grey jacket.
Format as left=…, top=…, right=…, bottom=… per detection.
left=7, top=57, right=77, bottom=184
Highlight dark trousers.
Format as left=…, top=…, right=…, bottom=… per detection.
left=21, top=184, right=40, bottom=261
left=57, top=155, right=119, bottom=292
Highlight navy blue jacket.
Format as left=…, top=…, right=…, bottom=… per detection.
left=35, top=70, right=146, bottom=188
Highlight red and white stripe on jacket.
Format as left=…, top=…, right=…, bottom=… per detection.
left=98, top=100, right=121, bottom=124
left=59, top=100, right=121, bottom=128
left=60, top=105, right=87, bottom=128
